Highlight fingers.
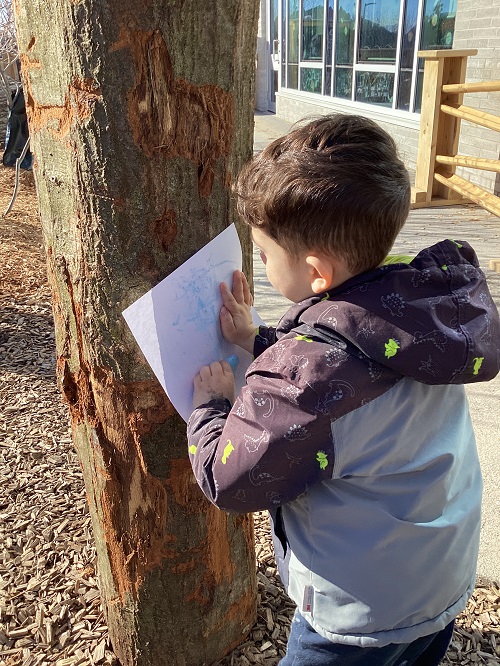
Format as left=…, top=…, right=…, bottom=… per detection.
left=193, top=359, right=235, bottom=408
left=235, top=270, right=253, bottom=307
left=210, top=360, right=231, bottom=377
left=220, top=281, right=239, bottom=315
left=197, top=361, right=233, bottom=382
left=220, top=282, right=238, bottom=313
left=231, top=270, right=245, bottom=304
left=220, top=279, right=233, bottom=304
left=199, top=364, right=213, bottom=381
left=220, top=359, right=233, bottom=374
left=220, top=305, right=236, bottom=331
left=240, top=272, right=253, bottom=307
left=221, top=271, right=252, bottom=308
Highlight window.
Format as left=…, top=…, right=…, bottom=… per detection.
left=302, top=0, right=324, bottom=60
left=415, top=0, right=457, bottom=110
left=334, top=0, right=355, bottom=98
left=397, top=0, right=418, bottom=110
left=356, top=71, right=395, bottom=106
left=280, top=0, right=456, bottom=111
left=358, top=0, right=399, bottom=64
left=287, top=0, right=300, bottom=89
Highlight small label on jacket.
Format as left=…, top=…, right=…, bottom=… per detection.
left=302, top=585, right=314, bottom=613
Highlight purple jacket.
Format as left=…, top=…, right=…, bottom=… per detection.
left=187, top=240, right=499, bottom=646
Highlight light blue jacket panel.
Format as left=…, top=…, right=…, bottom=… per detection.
left=282, top=378, right=482, bottom=647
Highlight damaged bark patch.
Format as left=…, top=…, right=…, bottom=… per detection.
left=206, top=507, right=235, bottom=586
left=151, top=208, right=177, bottom=252
left=21, top=68, right=101, bottom=140
left=47, top=246, right=177, bottom=601
left=54, top=326, right=176, bottom=605
left=165, top=458, right=207, bottom=512
left=184, top=501, right=238, bottom=608
left=214, top=582, right=256, bottom=654
left=165, top=460, right=239, bottom=605
left=79, top=368, right=176, bottom=602
left=19, top=53, right=41, bottom=70
left=122, top=28, right=234, bottom=197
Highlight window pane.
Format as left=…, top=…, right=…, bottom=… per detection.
left=421, top=0, right=456, bottom=50
left=334, top=66, right=353, bottom=98
left=288, top=63, right=299, bottom=89
left=359, top=0, right=401, bottom=63
left=325, top=65, right=332, bottom=95
left=302, top=0, right=324, bottom=60
left=397, top=0, right=418, bottom=111
left=288, top=0, right=299, bottom=64
left=336, top=0, right=356, bottom=65
left=326, top=0, right=334, bottom=64
left=397, top=69, right=412, bottom=110
left=355, top=71, right=395, bottom=106
left=400, top=0, right=418, bottom=69
left=414, top=65, right=424, bottom=112
left=301, top=67, right=323, bottom=93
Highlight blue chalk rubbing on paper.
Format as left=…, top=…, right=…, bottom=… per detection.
left=225, top=354, right=239, bottom=371
left=168, top=255, right=233, bottom=352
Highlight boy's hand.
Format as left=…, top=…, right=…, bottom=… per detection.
left=220, top=270, right=257, bottom=354
left=193, top=361, right=235, bottom=409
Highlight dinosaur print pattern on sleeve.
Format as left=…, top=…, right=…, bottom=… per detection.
left=187, top=239, right=500, bottom=514
left=188, top=330, right=402, bottom=513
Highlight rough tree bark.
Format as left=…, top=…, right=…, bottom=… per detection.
left=14, top=1, right=260, bottom=664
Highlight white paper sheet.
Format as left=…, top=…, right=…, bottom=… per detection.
left=122, top=224, right=264, bottom=422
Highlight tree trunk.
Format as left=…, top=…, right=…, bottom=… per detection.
left=14, top=1, right=259, bottom=663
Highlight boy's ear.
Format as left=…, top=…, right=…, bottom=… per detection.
left=305, top=254, right=335, bottom=294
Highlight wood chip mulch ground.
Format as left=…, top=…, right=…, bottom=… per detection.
left=0, top=165, right=499, bottom=666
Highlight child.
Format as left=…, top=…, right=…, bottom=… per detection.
left=186, top=114, right=500, bottom=665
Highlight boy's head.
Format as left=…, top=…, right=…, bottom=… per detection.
left=234, top=114, right=410, bottom=276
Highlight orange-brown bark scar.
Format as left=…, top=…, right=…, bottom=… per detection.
left=151, top=209, right=177, bottom=251
left=80, top=371, right=174, bottom=603
left=206, top=507, right=235, bottom=587
left=21, top=67, right=101, bottom=140
left=123, top=28, right=234, bottom=197
left=48, top=248, right=175, bottom=602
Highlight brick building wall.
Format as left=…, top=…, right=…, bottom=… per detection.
left=453, top=0, right=500, bottom=195
left=275, top=91, right=420, bottom=180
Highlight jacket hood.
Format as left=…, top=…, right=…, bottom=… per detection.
left=277, top=240, right=500, bottom=385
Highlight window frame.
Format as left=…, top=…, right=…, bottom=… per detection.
left=279, top=0, right=456, bottom=113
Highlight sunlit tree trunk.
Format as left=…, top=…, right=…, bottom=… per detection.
left=14, top=1, right=259, bottom=663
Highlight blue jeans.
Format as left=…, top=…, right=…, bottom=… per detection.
left=279, top=611, right=455, bottom=666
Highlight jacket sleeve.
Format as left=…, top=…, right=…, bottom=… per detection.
left=187, top=338, right=336, bottom=513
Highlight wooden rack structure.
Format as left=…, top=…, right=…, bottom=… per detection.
left=411, top=49, right=500, bottom=271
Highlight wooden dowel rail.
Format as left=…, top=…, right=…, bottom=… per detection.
left=411, top=48, right=500, bottom=253
left=441, top=80, right=500, bottom=94
left=440, top=104, right=500, bottom=133
left=434, top=172, right=500, bottom=217
left=417, top=49, right=478, bottom=58
left=435, top=155, right=500, bottom=172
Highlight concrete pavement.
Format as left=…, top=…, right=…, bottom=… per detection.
left=252, top=111, right=500, bottom=584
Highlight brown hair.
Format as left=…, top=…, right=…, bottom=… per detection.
left=234, top=114, right=410, bottom=274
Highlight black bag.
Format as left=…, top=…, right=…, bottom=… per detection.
left=3, top=86, right=33, bottom=170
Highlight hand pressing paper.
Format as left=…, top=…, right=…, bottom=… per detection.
left=122, top=224, right=264, bottom=422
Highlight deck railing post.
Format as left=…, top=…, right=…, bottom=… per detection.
left=412, top=49, right=477, bottom=205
